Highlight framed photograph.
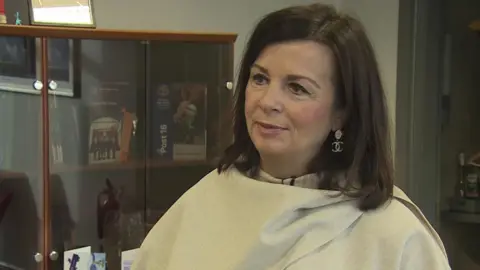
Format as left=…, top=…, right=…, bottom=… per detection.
left=44, top=38, right=77, bottom=96
left=0, top=36, right=37, bottom=94
left=0, top=37, right=34, bottom=76
left=29, top=0, right=95, bottom=27
left=0, top=37, right=77, bottom=97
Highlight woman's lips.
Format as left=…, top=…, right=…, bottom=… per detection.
left=255, top=121, right=287, bottom=136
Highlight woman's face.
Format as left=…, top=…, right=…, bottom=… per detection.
left=245, top=41, right=342, bottom=166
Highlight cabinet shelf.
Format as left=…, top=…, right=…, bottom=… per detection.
left=0, top=24, right=237, bottom=42
left=442, top=211, right=480, bottom=224
left=0, top=170, right=27, bottom=179
left=52, top=159, right=214, bottom=173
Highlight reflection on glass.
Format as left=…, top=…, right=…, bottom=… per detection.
left=0, top=36, right=37, bottom=95
left=49, top=38, right=146, bottom=270
left=145, top=42, right=232, bottom=235
left=47, top=38, right=75, bottom=97
left=0, top=29, right=234, bottom=269
left=0, top=37, right=28, bottom=67
left=0, top=34, right=43, bottom=269
left=48, top=38, right=70, bottom=82
left=44, top=37, right=233, bottom=269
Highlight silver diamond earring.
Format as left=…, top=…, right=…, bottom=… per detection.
left=332, top=130, right=344, bottom=153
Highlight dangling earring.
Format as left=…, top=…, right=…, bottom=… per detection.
left=332, top=129, right=344, bottom=153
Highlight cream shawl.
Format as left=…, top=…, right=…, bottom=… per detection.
left=132, top=168, right=450, bottom=270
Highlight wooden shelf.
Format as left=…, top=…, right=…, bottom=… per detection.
left=442, top=211, right=480, bottom=224
left=0, top=170, right=28, bottom=180
left=469, top=19, right=480, bottom=32
left=52, top=159, right=214, bottom=173
left=0, top=24, right=237, bottom=42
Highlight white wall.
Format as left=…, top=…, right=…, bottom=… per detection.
left=338, top=0, right=400, bottom=150
left=93, top=0, right=338, bottom=72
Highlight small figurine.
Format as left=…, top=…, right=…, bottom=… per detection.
left=97, top=178, right=120, bottom=249
left=15, top=12, right=21, bottom=25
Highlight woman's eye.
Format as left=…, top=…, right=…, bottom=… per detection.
left=288, top=83, right=309, bottom=95
left=251, top=73, right=269, bottom=86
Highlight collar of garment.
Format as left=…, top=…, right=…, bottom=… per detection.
left=256, top=170, right=322, bottom=189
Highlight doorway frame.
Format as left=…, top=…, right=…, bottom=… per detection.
left=395, top=0, right=446, bottom=227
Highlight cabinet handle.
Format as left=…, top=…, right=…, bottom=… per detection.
left=33, top=252, right=43, bottom=263
left=225, top=81, right=233, bottom=90
left=33, top=80, right=43, bottom=91
left=48, top=80, right=58, bottom=90
left=49, top=251, right=59, bottom=261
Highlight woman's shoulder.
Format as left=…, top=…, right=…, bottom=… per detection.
left=190, top=167, right=239, bottom=188
left=288, top=187, right=450, bottom=270
left=358, top=186, right=447, bottom=256
left=361, top=187, right=441, bottom=238
left=172, top=167, right=243, bottom=199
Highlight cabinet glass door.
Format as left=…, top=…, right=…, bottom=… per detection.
left=145, top=41, right=233, bottom=229
left=0, top=34, right=45, bottom=270
left=47, top=37, right=147, bottom=270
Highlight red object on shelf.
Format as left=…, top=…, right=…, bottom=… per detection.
left=0, top=191, right=13, bottom=224
left=0, top=0, right=4, bottom=14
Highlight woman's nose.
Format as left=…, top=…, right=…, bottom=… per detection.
left=258, top=83, right=283, bottom=113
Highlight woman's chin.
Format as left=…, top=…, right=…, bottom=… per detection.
left=255, top=144, right=288, bottom=156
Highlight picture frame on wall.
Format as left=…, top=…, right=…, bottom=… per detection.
left=37, top=38, right=78, bottom=97
left=0, top=36, right=37, bottom=94
left=0, top=37, right=78, bottom=97
left=0, top=37, right=34, bottom=76
left=45, top=38, right=79, bottom=97
left=47, top=38, right=74, bottom=88
left=28, top=0, right=95, bottom=28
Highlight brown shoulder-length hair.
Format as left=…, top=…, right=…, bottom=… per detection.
left=217, top=3, right=394, bottom=211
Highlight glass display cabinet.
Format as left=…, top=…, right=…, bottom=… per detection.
left=0, top=24, right=235, bottom=270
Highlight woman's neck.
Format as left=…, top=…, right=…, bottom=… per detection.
left=260, top=155, right=308, bottom=179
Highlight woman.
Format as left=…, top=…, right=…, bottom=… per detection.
left=132, top=4, right=450, bottom=270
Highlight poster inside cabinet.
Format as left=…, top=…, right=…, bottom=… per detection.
left=150, top=82, right=207, bottom=161
left=88, top=104, right=123, bottom=164
left=87, top=81, right=131, bottom=164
